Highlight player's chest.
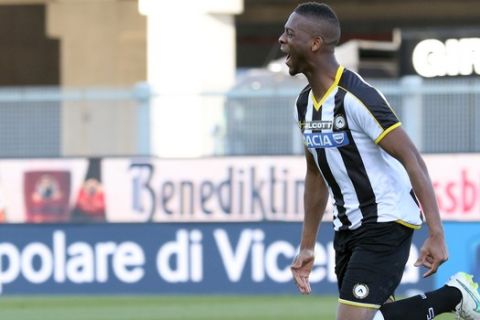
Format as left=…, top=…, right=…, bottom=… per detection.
left=298, top=97, right=350, bottom=149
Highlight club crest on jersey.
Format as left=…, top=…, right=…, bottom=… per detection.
left=353, top=283, right=369, bottom=299
left=303, top=132, right=349, bottom=148
left=333, top=114, right=346, bottom=130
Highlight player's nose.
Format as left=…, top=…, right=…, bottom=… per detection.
left=278, top=32, right=287, bottom=45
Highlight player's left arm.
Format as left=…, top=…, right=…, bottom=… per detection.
left=345, top=89, right=447, bottom=276
left=378, top=127, right=448, bottom=277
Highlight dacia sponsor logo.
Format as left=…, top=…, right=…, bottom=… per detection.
left=299, top=121, right=333, bottom=130
left=303, top=132, right=349, bottom=148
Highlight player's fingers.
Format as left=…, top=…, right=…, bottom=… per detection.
left=423, top=270, right=433, bottom=278
left=297, top=280, right=308, bottom=294
left=414, top=256, right=425, bottom=267
left=422, top=260, right=433, bottom=269
left=424, top=255, right=447, bottom=277
left=292, top=269, right=307, bottom=292
left=305, top=277, right=311, bottom=294
left=414, top=254, right=434, bottom=276
left=423, top=262, right=439, bottom=278
left=300, top=277, right=310, bottom=294
left=297, top=276, right=310, bottom=295
left=423, top=267, right=434, bottom=277
left=414, top=250, right=434, bottom=265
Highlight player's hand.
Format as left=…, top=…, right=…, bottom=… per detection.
left=414, top=232, right=448, bottom=278
left=291, top=248, right=315, bottom=294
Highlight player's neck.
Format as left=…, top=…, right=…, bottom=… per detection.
left=305, top=56, right=339, bottom=102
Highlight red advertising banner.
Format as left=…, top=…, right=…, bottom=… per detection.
left=428, top=154, right=480, bottom=221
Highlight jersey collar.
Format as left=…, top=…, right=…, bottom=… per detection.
left=311, top=65, right=344, bottom=111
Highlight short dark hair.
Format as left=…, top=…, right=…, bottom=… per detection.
left=294, top=2, right=338, bottom=22
left=294, top=2, right=341, bottom=45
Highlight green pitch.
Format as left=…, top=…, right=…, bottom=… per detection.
left=0, top=295, right=456, bottom=320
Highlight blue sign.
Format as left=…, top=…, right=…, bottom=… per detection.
left=0, top=223, right=432, bottom=295
left=436, top=222, right=480, bottom=287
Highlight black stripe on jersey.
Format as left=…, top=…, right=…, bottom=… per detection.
left=339, top=69, right=398, bottom=130
left=335, top=88, right=378, bottom=224
left=296, top=85, right=311, bottom=132
left=310, top=104, right=351, bottom=229
left=409, top=189, right=420, bottom=207
left=409, top=189, right=422, bottom=222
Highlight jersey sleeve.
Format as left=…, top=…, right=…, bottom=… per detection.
left=344, top=90, right=401, bottom=144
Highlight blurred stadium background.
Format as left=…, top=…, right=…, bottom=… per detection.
left=0, top=0, right=479, bottom=319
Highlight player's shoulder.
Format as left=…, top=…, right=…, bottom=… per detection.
left=339, top=68, right=387, bottom=107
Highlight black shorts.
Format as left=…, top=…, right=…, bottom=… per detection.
left=334, top=222, right=414, bottom=309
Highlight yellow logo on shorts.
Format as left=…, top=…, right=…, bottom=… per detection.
left=353, top=283, right=369, bottom=299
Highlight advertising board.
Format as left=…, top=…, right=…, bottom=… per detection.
left=0, top=155, right=479, bottom=223
left=0, top=222, right=432, bottom=295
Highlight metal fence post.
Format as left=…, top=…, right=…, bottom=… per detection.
left=400, top=76, right=424, bottom=151
left=134, top=82, right=151, bottom=156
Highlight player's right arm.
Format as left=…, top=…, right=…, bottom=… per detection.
left=291, top=146, right=329, bottom=294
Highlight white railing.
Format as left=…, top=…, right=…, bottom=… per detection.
left=0, top=76, right=479, bottom=158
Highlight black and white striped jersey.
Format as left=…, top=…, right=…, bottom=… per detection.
left=295, top=66, right=422, bottom=231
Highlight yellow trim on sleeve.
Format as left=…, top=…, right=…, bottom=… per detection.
left=338, top=299, right=381, bottom=309
left=338, top=85, right=402, bottom=142
left=374, top=122, right=401, bottom=144
left=395, top=220, right=422, bottom=230
left=311, top=66, right=344, bottom=111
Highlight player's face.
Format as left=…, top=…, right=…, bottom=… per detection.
left=278, top=12, right=315, bottom=76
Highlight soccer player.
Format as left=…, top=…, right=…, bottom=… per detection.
left=279, top=2, right=480, bottom=320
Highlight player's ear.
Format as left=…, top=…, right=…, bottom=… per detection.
left=311, top=36, right=322, bottom=52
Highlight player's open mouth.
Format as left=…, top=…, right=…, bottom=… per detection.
left=286, top=54, right=292, bottom=65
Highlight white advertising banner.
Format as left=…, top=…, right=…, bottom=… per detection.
left=102, top=157, right=316, bottom=222
left=0, top=154, right=479, bottom=223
